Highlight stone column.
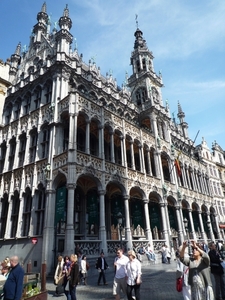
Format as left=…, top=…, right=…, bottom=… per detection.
left=143, top=199, right=152, bottom=242
left=120, top=136, right=124, bottom=166
left=99, top=190, right=107, bottom=254
left=138, top=145, right=143, bottom=172
left=175, top=205, right=184, bottom=244
left=207, top=212, right=215, bottom=241
left=124, top=195, right=132, bottom=250
left=214, top=214, right=222, bottom=240
left=98, top=125, right=104, bottom=159
left=198, top=211, right=206, bottom=241
left=85, top=120, right=90, bottom=154
left=110, top=130, right=115, bottom=163
left=65, top=183, right=75, bottom=254
left=188, top=209, right=197, bottom=240
left=146, top=149, right=152, bottom=175
left=159, top=202, right=169, bottom=245
left=130, top=141, right=135, bottom=170
left=42, top=188, right=56, bottom=274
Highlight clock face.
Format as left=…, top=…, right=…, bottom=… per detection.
left=46, top=165, right=51, bottom=171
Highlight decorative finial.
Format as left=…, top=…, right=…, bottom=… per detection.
left=135, top=14, right=138, bottom=28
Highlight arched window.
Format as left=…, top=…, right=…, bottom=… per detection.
left=22, top=188, right=32, bottom=236
left=10, top=191, right=20, bottom=238
left=0, top=194, right=9, bottom=238
left=8, top=137, right=16, bottom=170
left=135, top=87, right=147, bottom=106
left=35, top=185, right=45, bottom=235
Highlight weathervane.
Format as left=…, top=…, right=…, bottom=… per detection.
left=135, top=14, right=138, bottom=28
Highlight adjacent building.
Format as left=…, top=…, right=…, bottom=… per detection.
left=0, top=3, right=224, bottom=273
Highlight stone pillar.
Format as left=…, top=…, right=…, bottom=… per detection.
left=159, top=202, right=169, bottom=245
left=188, top=209, right=197, bottom=240
left=146, top=149, right=152, bottom=175
left=138, top=145, right=143, bottom=172
left=140, top=145, right=145, bottom=173
left=207, top=212, right=215, bottom=241
left=85, top=120, right=90, bottom=154
left=175, top=205, right=184, bottom=244
left=144, top=199, right=152, bottom=242
left=98, top=125, right=104, bottom=159
left=110, top=130, right=115, bottom=163
left=214, top=214, right=222, bottom=240
left=65, top=184, right=75, bottom=255
left=124, top=195, right=132, bottom=250
left=99, top=190, right=107, bottom=254
left=42, top=188, right=56, bottom=274
left=130, top=141, right=135, bottom=170
left=120, top=136, right=124, bottom=166
left=198, top=211, right=206, bottom=241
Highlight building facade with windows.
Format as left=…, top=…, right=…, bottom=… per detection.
left=0, top=3, right=224, bottom=273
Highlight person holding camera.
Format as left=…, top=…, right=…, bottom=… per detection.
left=180, top=240, right=214, bottom=300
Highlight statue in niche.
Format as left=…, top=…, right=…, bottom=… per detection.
left=153, top=226, right=159, bottom=240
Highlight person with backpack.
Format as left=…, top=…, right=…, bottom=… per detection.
left=96, top=252, right=109, bottom=285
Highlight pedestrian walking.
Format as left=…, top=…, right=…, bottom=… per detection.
left=69, top=254, right=79, bottom=300
left=3, top=255, right=24, bottom=300
left=80, top=254, right=88, bottom=285
left=208, top=241, right=225, bottom=300
left=96, top=252, right=109, bottom=286
left=113, top=248, right=129, bottom=300
left=126, top=250, right=142, bottom=300
left=62, top=255, right=71, bottom=300
left=54, top=255, right=64, bottom=295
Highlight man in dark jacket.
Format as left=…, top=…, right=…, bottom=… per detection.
left=209, top=241, right=225, bottom=300
left=3, top=256, right=24, bottom=300
left=96, top=252, right=108, bottom=285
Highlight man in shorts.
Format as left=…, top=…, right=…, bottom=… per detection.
left=113, top=248, right=129, bottom=300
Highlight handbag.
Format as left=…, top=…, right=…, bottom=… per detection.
left=86, top=262, right=90, bottom=271
left=56, top=284, right=64, bottom=295
left=176, top=277, right=183, bottom=292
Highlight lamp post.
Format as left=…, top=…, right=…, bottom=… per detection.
left=183, top=218, right=193, bottom=257
left=117, top=212, right=123, bottom=249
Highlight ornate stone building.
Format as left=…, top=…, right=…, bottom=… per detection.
left=0, top=3, right=224, bottom=273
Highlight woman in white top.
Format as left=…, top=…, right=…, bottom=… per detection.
left=126, top=250, right=142, bottom=300
left=80, top=255, right=87, bottom=285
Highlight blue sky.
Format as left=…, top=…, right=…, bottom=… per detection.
left=1, top=0, right=225, bottom=150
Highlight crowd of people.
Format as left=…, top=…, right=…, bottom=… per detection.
left=54, top=247, right=142, bottom=300
left=176, top=240, right=225, bottom=300
left=0, top=255, right=24, bottom=300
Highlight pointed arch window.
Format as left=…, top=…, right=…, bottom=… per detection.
left=14, top=98, right=22, bottom=119
left=142, top=58, right=147, bottom=71
left=41, top=127, right=50, bottom=159
left=18, top=133, right=27, bottom=167
left=10, top=192, right=20, bottom=238
left=22, top=188, right=32, bottom=236
left=0, top=141, right=7, bottom=173
left=135, top=87, right=147, bottom=106
left=34, top=86, right=42, bottom=109
left=29, top=129, right=38, bottom=163
left=24, top=93, right=31, bottom=115
left=0, top=194, right=9, bottom=238
left=8, top=137, right=16, bottom=170
left=4, top=104, right=12, bottom=125
left=35, top=185, right=45, bottom=235
left=44, top=80, right=53, bottom=104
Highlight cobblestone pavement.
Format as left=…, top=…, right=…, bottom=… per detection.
left=46, top=259, right=185, bottom=300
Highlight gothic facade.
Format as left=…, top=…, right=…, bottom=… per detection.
left=0, top=4, right=224, bottom=274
